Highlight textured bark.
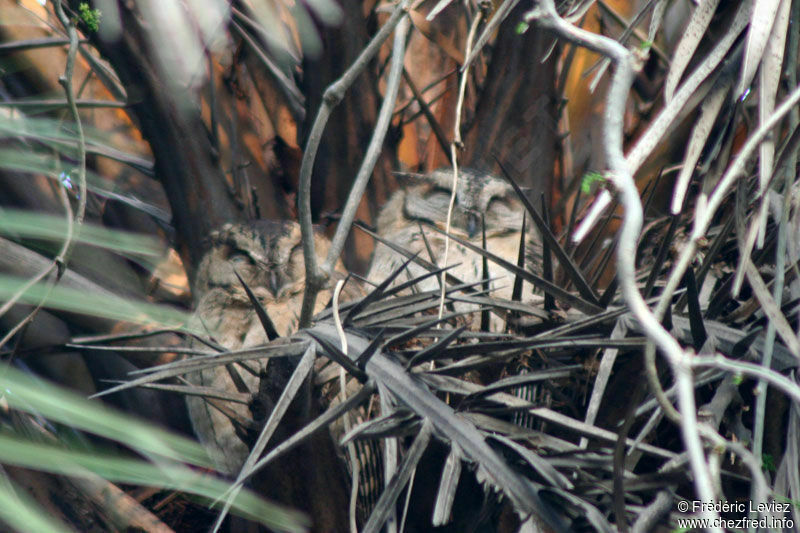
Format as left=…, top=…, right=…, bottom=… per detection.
left=464, top=5, right=558, bottom=200
left=84, top=2, right=243, bottom=275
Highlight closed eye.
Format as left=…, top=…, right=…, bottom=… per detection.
left=228, top=251, right=254, bottom=265
left=420, top=189, right=451, bottom=211
left=488, top=197, right=512, bottom=210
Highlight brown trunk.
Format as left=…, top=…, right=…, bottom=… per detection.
left=464, top=5, right=558, bottom=201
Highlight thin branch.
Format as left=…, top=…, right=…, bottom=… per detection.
left=53, top=0, right=87, bottom=264
left=525, top=1, right=721, bottom=528
left=297, top=2, right=409, bottom=329
left=743, top=260, right=800, bottom=356
left=0, top=99, right=128, bottom=109
left=692, top=356, right=800, bottom=406
left=0, top=36, right=88, bottom=52
left=322, top=15, right=411, bottom=276
left=394, top=67, right=457, bottom=115
left=333, top=279, right=361, bottom=533
left=230, top=19, right=305, bottom=123
left=700, top=82, right=800, bottom=236
left=750, top=179, right=790, bottom=509
left=0, top=187, right=71, bottom=348
left=596, top=0, right=669, bottom=64
left=575, top=1, right=753, bottom=242
left=437, top=11, right=483, bottom=323
left=1, top=1, right=89, bottom=349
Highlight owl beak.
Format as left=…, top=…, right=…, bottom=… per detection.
left=466, top=213, right=480, bottom=239
left=268, top=270, right=281, bottom=298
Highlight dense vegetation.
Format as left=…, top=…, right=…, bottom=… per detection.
left=1, top=0, right=799, bottom=531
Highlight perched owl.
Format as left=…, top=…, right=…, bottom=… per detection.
left=367, top=169, right=540, bottom=318
left=185, top=220, right=354, bottom=529
left=186, top=220, right=352, bottom=473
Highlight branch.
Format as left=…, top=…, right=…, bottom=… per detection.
left=575, top=1, right=753, bottom=242
left=751, top=61, right=798, bottom=512
left=438, top=10, right=483, bottom=323
left=298, top=2, right=409, bottom=328
left=322, top=16, right=411, bottom=278
left=53, top=0, right=87, bottom=263
left=2, top=1, right=90, bottom=349
left=525, top=1, right=721, bottom=528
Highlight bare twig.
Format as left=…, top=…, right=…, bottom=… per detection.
left=628, top=0, right=752, bottom=178
left=0, top=187, right=72, bottom=348
left=0, top=99, right=127, bottom=109
left=333, top=279, right=361, bottom=533
left=0, top=36, right=87, bottom=52
left=462, top=0, right=519, bottom=70
left=1, top=1, right=89, bottom=349
left=394, top=67, right=457, bottom=115
left=627, top=15, right=800, bottom=461
left=631, top=490, right=672, bottom=533
left=596, top=0, right=669, bottom=64
left=437, top=10, right=483, bottom=323
left=692, top=356, right=800, bottom=406
left=652, top=82, right=800, bottom=338
left=53, top=0, right=87, bottom=257
left=525, top=1, right=721, bottom=527
left=575, top=0, right=753, bottom=241
left=322, top=15, right=411, bottom=277
left=230, top=20, right=305, bottom=123
left=588, top=0, right=664, bottom=93
left=298, top=2, right=409, bottom=328
left=744, top=260, right=800, bottom=356
left=752, top=37, right=799, bottom=512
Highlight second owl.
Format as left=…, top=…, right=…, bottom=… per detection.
left=367, top=168, right=541, bottom=326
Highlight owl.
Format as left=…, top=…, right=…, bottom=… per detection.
left=367, top=169, right=540, bottom=320
left=186, top=220, right=352, bottom=473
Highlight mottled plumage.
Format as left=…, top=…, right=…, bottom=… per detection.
left=368, top=169, right=540, bottom=320
left=186, top=220, right=351, bottom=473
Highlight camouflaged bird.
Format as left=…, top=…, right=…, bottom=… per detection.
left=184, top=220, right=359, bottom=530
left=186, top=220, right=355, bottom=472
left=367, top=168, right=541, bottom=326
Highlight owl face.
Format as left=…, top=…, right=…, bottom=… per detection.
left=390, top=169, right=525, bottom=238
left=194, top=221, right=318, bottom=303
left=368, top=169, right=542, bottom=331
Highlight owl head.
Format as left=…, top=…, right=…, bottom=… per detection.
left=194, top=221, right=332, bottom=303
left=379, top=168, right=525, bottom=238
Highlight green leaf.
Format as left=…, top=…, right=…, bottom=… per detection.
left=1, top=364, right=208, bottom=466
left=0, top=478, right=72, bottom=533
left=0, top=432, right=307, bottom=531
left=581, top=171, right=606, bottom=194
left=0, top=209, right=163, bottom=258
left=78, top=3, right=101, bottom=33
left=0, top=274, right=193, bottom=329
left=0, top=364, right=309, bottom=531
